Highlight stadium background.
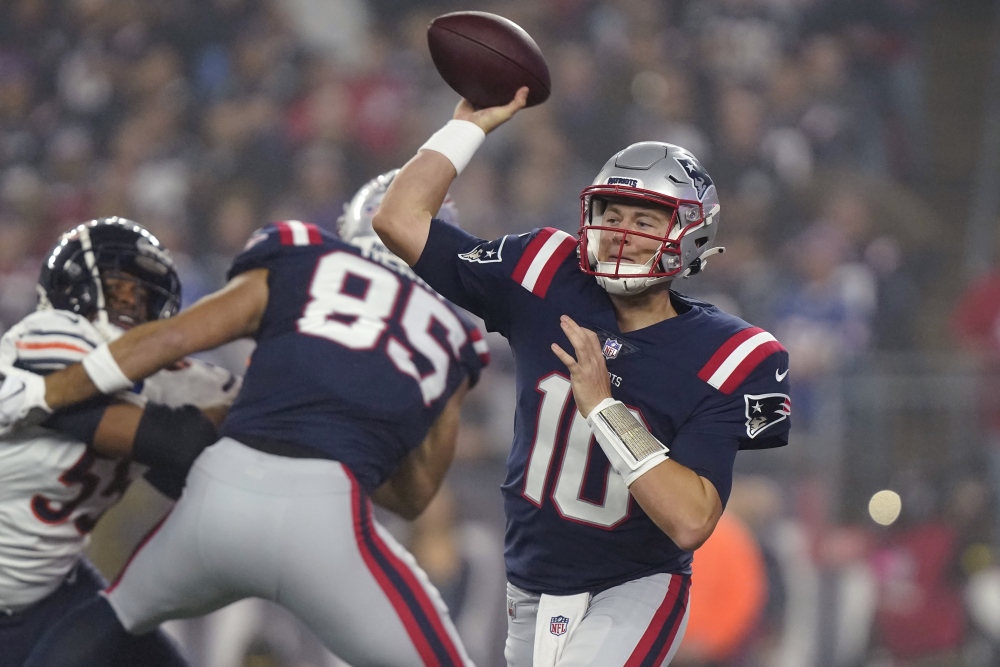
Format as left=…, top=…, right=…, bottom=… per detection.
left=3, top=0, right=1000, bottom=665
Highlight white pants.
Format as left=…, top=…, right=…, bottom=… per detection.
left=504, top=573, right=689, bottom=667
left=105, top=438, right=473, bottom=667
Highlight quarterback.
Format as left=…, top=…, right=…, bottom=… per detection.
left=371, top=89, right=791, bottom=667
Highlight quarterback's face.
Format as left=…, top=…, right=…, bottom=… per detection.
left=597, top=202, right=674, bottom=266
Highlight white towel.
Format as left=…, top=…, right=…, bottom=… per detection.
left=532, top=592, right=591, bottom=667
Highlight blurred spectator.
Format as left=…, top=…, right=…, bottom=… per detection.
left=271, top=142, right=348, bottom=231
left=673, top=512, right=768, bottom=667
left=798, top=33, right=879, bottom=173
left=870, top=472, right=966, bottom=666
left=953, top=267, right=1000, bottom=537
left=0, top=219, right=38, bottom=332
left=773, top=222, right=876, bottom=428
left=802, top=0, right=929, bottom=183
left=0, top=1, right=967, bottom=665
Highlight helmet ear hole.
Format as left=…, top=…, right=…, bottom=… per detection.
left=63, top=260, right=85, bottom=282
left=695, top=236, right=709, bottom=248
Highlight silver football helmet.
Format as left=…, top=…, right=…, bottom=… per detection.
left=337, top=168, right=459, bottom=243
left=579, top=142, right=723, bottom=295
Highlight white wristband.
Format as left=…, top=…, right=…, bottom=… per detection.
left=419, top=120, right=486, bottom=175
left=81, top=343, right=133, bottom=394
left=586, top=398, right=669, bottom=487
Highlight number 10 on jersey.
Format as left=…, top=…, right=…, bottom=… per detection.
left=523, top=374, right=640, bottom=529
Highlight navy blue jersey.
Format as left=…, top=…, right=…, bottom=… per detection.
left=220, top=221, right=488, bottom=494
left=413, top=221, right=790, bottom=595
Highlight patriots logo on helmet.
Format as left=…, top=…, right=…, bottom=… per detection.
left=744, top=393, right=791, bottom=438
left=550, top=615, right=570, bottom=636
left=674, top=155, right=713, bottom=201
left=458, top=237, right=506, bottom=264
left=602, top=337, right=622, bottom=360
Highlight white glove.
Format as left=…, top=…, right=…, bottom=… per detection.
left=141, top=358, right=243, bottom=409
left=0, top=367, right=52, bottom=432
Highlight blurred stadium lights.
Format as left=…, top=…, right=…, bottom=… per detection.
left=868, top=489, right=902, bottom=526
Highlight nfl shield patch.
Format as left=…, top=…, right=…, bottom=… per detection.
left=550, top=615, right=569, bottom=636
left=602, top=338, right=622, bottom=360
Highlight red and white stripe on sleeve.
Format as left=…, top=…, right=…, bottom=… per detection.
left=275, top=220, right=322, bottom=246
left=469, top=327, right=490, bottom=366
left=511, top=228, right=578, bottom=299
left=697, top=327, right=785, bottom=394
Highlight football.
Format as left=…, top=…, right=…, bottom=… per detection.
left=427, top=11, right=551, bottom=109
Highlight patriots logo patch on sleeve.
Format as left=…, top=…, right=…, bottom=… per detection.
left=458, top=237, right=506, bottom=264
left=744, top=393, right=791, bottom=438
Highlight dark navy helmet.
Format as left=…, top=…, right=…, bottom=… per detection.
left=38, top=217, right=181, bottom=327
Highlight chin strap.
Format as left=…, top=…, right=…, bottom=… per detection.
left=681, top=246, right=725, bottom=278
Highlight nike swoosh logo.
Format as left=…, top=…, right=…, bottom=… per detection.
left=775, top=369, right=789, bottom=382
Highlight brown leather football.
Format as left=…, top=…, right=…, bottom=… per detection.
left=427, top=11, right=550, bottom=109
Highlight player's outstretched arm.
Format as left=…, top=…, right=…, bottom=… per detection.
left=371, top=378, right=470, bottom=520
left=41, top=396, right=220, bottom=499
left=553, top=315, right=724, bottom=551
left=373, top=150, right=456, bottom=266
left=43, top=268, right=269, bottom=412
left=373, top=87, right=528, bottom=266
left=91, top=401, right=217, bottom=460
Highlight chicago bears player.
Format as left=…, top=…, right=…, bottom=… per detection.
left=367, top=90, right=792, bottom=667
left=0, top=218, right=240, bottom=667
left=14, top=216, right=490, bottom=667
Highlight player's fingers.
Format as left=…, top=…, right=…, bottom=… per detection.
left=476, top=86, right=530, bottom=132
left=492, top=87, right=529, bottom=117
left=559, top=315, right=588, bottom=343
left=582, top=328, right=604, bottom=358
left=550, top=343, right=577, bottom=369
left=508, top=86, right=529, bottom=109
left=559, top=317, right=590, bottom=358
left=560, top=316, right=603, bottom=364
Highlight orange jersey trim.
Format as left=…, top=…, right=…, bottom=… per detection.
left=16, top=341, right=89, bottom=354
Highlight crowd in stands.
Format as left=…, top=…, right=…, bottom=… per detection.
left=10, top=1, right=1000, bottom=666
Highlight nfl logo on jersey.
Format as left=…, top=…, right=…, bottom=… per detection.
left=550, top=615, right=570, bottom=636
left=602, top=338, right=622, bottom=360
